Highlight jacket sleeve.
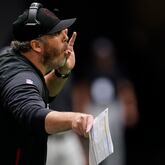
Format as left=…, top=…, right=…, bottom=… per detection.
left=1, top=71, right=52, bottom=135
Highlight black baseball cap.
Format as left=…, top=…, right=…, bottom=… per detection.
left=12, top=2, right=76, bottom=41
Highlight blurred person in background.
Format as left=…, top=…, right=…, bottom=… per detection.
left=73, top=36, right=139, bottom=165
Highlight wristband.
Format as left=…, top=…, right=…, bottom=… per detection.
left=55, top=69, right=71, bottom=79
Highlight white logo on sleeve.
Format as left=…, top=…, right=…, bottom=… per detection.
left=26, top=79, right=34, bottom=84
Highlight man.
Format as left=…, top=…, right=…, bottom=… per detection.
left=0, top=2, right=93, bottom=165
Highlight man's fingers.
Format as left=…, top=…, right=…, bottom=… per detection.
left=68, top=32, right=77, bottom=47
left=72, top=113, right=94, bottom=137
left=86, top=115, right=94, bottom=133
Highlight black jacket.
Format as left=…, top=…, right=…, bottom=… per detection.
left=0, top=48, right=52, bottom=165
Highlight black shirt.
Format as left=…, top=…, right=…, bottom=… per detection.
left=0, top=48, right=52, bottom=165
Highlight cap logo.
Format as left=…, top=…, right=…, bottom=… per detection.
left=43, top=8, right=58, bottom=20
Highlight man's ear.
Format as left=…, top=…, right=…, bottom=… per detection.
left=30, top=39, right=42, bottom=53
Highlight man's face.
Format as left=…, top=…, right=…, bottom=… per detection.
left=40, top=29, right=69, bottom=70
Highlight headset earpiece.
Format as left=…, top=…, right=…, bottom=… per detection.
left=25, top=2, right=43, bottom=26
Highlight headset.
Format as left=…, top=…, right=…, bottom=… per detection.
left=25, top=2, right=43, bottom=26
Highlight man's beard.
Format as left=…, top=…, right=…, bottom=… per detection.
left=42, top=51, right=55, bottom=72
left=42, top=50, right=66, bottom=72
left=58, top=57, right=67, bottom=68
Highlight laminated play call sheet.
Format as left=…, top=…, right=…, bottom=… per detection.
left=89, top=108, right=114, bottom=165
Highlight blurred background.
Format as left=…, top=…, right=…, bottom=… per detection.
left=1, top=0, right=165, bottom=165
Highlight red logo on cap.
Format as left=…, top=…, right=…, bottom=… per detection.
left=43, top=8, right=58, bottom=20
